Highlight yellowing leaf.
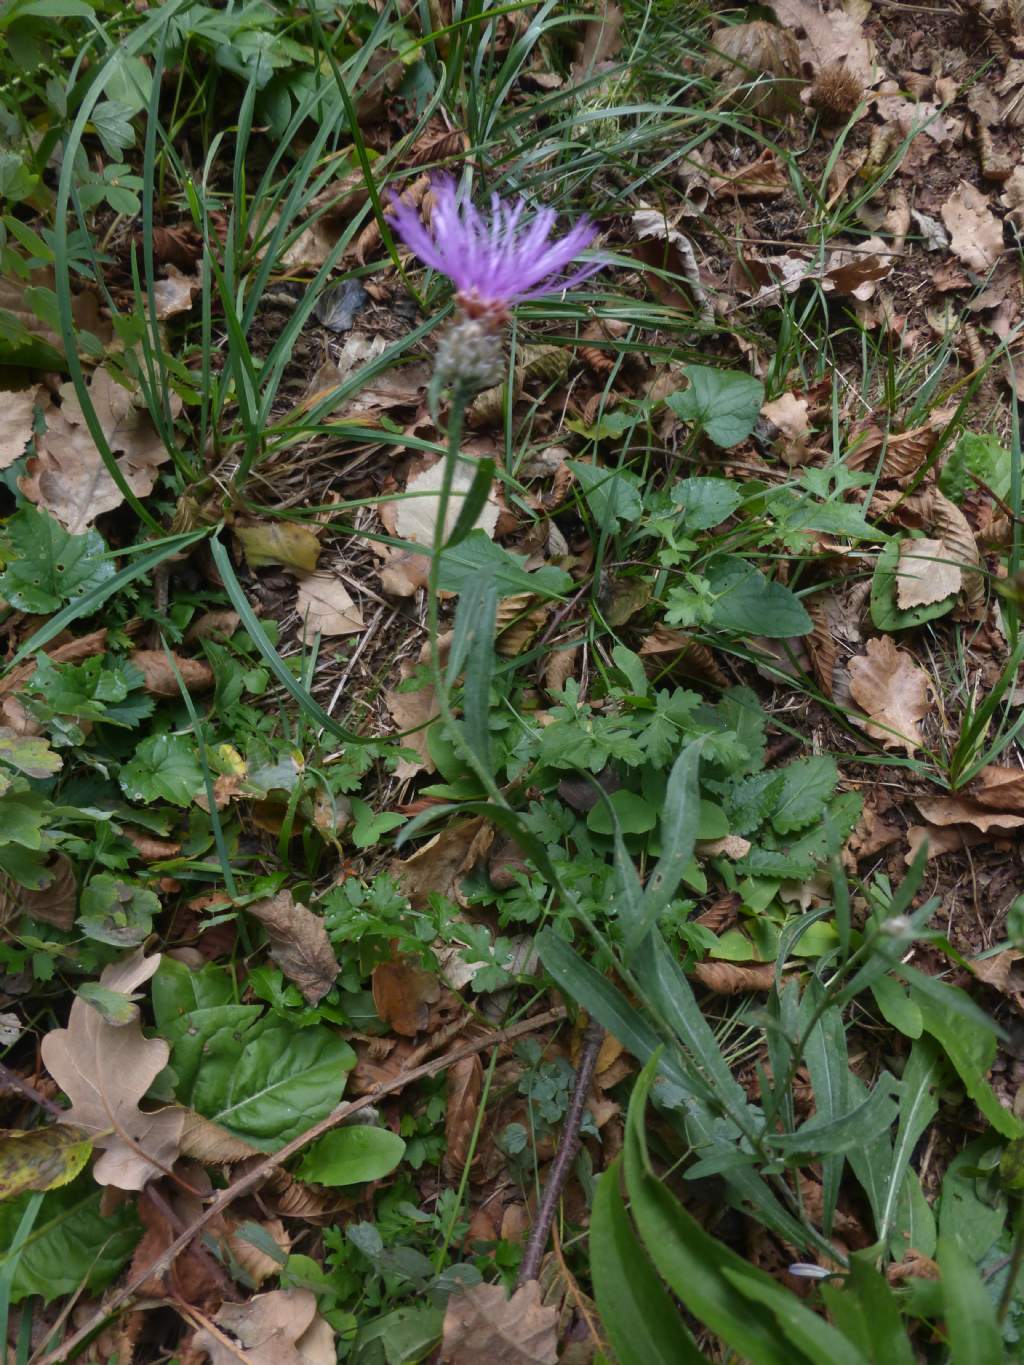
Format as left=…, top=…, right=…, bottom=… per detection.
left=235, top=520, right=321, bottom=573
left=0, top=1124, right=93, bottom=1202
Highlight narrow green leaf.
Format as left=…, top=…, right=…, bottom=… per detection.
left=637, top=743, right=702, bottom=943
left=445, top=458, right=496, bottom=548
left=720, top=1269, right=869, bottom=1365
left=591, top=1159, right=707, bottom=1365
left=937, top=1235, right=1004, bottom=1365
left=842, top=1251, right=916, bottom=1365
left=766, top=1074, right=899, bottom=1156
left=801, top=991, right=849, bottom=1236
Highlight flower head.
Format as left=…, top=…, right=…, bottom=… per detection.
left=388, top=176, right=602, bottom=321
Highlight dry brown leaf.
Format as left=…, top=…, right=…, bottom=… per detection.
left=371, top=956, right=441, bottom=1037
left=904, top=823, right=975, bottom=863
left=638, top=626, right=729, bottom=686
left=703, top=22, right=802, bottom=116
left=895, top=538, right=962, bottom=608
left=570, top=1, right=623, bottom=82
left=972, top=765, right=1024, bottom=812
left=941, top=181, right=1004, bottom=272
left=848, top=636, right=930, bottom=754
left=930, top=489, right=984, bottom=618
left=393, top=461, right=500, bottom=548
left=122, top=828, right=182, bottom=861
left=185, top=610, right=240, bottom=643
left=40, top=949, right=184, bottom=1189
left=710, top=150, right=790, bottom=199
left=0, top=629, right=107, bottom=699
left=294, top=573, right=363, bottom=645
left=224, top=1218, right=291, bottom=1287
left=441, top=1280, right=558, bottom=1365
left=760, top=392, right=812, bottom=466
left=385, top=654, right=439, bottom=780
left=194, top=1289, right=335, bottom=1365
left=235, top=521, right=321, bottom=574
left=246, top=891, right=339, bottom=1004
left=914, top=795, right=1024, bottom=834
left=0, top=386, right=41, bottom=470
left=445, top=1054, right=483, bottom=1176
left=177, top=1109, right=261, bottom=1164
left=0, top=268, right=112, bottom=361
left=20, top=370, right=174, bottom=534
left=769, top=0, right=877, bottom=84
left=693, top=961, right=776, bottom=994
left=631, top=208, right=711, bottom=317
left=847, top=416, right=946, bottom=480
left=971, top=949, right=1024, bottom=1000
left=153, top=266, right=201, bottom=320
left=695, top=834, right=752, bottom=859
left=130, top=649, right=214, bottom=697
left=393, top=816, right=495, bottom=907
left=378, top=548, right=432, bottom=599
left=15, top=852, right=77, bottom=930
left=130, top=1187, right=221, bottom=1305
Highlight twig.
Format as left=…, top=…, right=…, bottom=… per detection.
left=517, top=1018, right=604, bottom=1287
left=0, top=1062, right=65, bottom=1120
left=34, top=1006, right=565, bottom=1365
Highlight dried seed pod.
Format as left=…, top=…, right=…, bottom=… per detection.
left=806, top=63, right=864, bottom=123
left=704, top=21, right=803, bottom=116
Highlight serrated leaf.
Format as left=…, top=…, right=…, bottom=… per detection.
left=89, top=99, right=136, bottom=158
left=0, top=506, right=116, bottom=614
left=0, top=731, right=60, bottom=778
left=119, top=733, right=203, bottom=807
left=0, top=1178, right=139, bottom=1303
left=770, top=756, right=838, bottom=834
left=666, top=366, right=765, bottom=448
left=78, top=874, right=160, bottom=947
left=297, top=1126, right=406, bottom=1186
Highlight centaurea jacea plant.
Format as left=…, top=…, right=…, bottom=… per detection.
left=388, top=176, right=602, bottom=396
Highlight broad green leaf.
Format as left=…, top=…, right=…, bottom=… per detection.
left=119, top=733, right=204, bottom=807
left=76, top=983, right=142, bottom=1025
left=721, top=1270, right=869, bottom=1365
left=587, top=790, right=659, bottom=836
left=770, top=756, right=838, bottom=834
left=349, top=798, right=406, bottom=849
left=298, top=1126, right=406, bottom=1186
left=152, top=958, right=237, bottom=1028
left=821, top=1252, right=915, bottom=1365
left=567, top=460, right=643, bottom=533
left=591, top=1159, right=707, bottom=1365
left=102, top=54, right=153, bottom=115
left=937, top=1235, right=1004, bottom=1365
left=164, top=1004, right=263, bottom=1099
left=0, top=1126, right=92, bottom=1202
left=938, top=1140, right=1007, bottom=1260
left=671, top=476, right=741, bottom=530
left=78, top=874, right=159, bottom=947
left=666, top=366, right=765, bottom=448
left=0, top=1179, right=139, bottom=1303
left=0, top=790, right=48, bottom=849
left=706, top=557, right=813, bottom=637
left=0, top=507, right=116, bottom=614
left=437, top=531, right=572, bottom=599
left=189, top=1017, right=356, bottom=1151
left=88, top=100, right=135, bottom=158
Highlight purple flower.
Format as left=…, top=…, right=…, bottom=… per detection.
left=387, top=177, right=602, bottom=317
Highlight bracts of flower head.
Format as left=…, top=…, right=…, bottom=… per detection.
left=386, top=176, right=603, bottom=398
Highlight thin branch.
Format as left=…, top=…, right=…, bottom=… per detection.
left=33, top=1006, right=565, bottom=1365
left=517, top=1017, right=604, bottom=1286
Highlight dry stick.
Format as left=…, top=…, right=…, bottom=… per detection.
left=0, top=1062, right=66, bottom=1120
left=35, top=1006, right=565, bottom=1365
left=517, top=1018, right=605, bottom=1287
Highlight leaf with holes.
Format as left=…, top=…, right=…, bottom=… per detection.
left=0, top=506, right=116, bottom=613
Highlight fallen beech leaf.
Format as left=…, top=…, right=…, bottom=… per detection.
left=848, top=636, right=931, bottom=754
left=177, top=1109, right=261, bottom=1164
left=973, top=765, right=1024, bottom=812
left=631, top=207, right=711, bottom=317
left=847, top=415, right=948, bottom=480
left=235, top=520, right=321, bottom=574
left=295, top=573, right=363, bottom=645
left=394, top=461, right=500, bottom=548
left=152, top=265, right=200, bottom=319
left=693, top=961, right=776, bottom=994
left=760, top=392, right=812, bottom=466
left=130, top=649, right=214, bottom=697
left=224, top=1217, right=291, bottom=1286
left=378, top=547, right=432, bottom=598
left=371, top=956, right=440, bottom=1037
left=769, top=0, right=877, bottom=85
left=246, top=891, right=339, bottom=1004
left=194, top=1289, right=335, bottom=1365
left=122, top=828, right=182, bottom=861
left=20, top=370, right=174, bottom=534
left=895, top=538, right=961, bottom=608
left=570, top=1, right=623, bottom=82
left=0, top=386, right=41, bottom=470
left=941, top=181, right=1004, bottom=272
left=441, top=1280, right=558, bottom=1365
left=445, top=1055, right=483, bottom=1177
left=930, top=489, right=984, bottom=618
left=40, top=949, right=184, bottom=1190
left=129, top=1186, right=222, bottom=1305
left=393, top=816, right=495, bottom=907
left=702, top=22, right=801, bottom=117
left=914, top=795, right=1024, bottom=834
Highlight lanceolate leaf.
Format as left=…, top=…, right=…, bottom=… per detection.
left=937, top=1236, right=1004, bottom=1365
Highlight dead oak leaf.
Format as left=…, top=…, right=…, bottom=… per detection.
left=40, top=949, right=184, bottom=1190
left=246, top=891, right=340, bottom=1004
left=295, top=572, right=364, bottom=646
left=441, top=1280, right=558, bottom=1365
left=393, top=815, right=494, bottom=907
left=895, top=538, right=962, bottom=608
left=941, top=181, right=1004, bottom=272
left=0, top=386, right=43, bottom=470
left=972, top=765, right=1024, bottom=812
left=768, top=0, right=878, bottom=86
left=194, top=1289, right=335, bottom=1365
left=914, top=794, right=1024, bottom=834
left=848, top=636, right=931, bottom=754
